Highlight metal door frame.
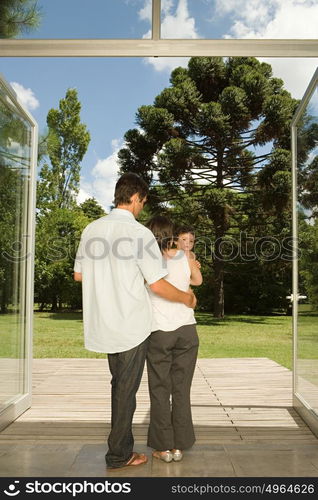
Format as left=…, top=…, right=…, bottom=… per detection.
left=0, top=0, right=317, bottom=57
left=0, top=74, right=38, bottom=431
left=0, top=0, right=317, bottom=430
left=291, top=67, right=318, bottom=437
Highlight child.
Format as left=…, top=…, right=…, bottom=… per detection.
left=176, top=225, right=201, bottom=269
left=146, top=216, right=203, bottom=463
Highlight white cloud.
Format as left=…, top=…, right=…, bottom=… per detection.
left=78, top=139, right=123, bottom=211
left=262, top=58, right=317, bottom=99
left=145, top=55, right=190, bottom=72
left=138, top=0, right=152, bottom=21
left=160, top=0, right=198, bottom=39
left=77, top=186, right=92, bottom=205
left=212, top=0, right=318, bottom=98
left=10, top=82, right=39, bottom=111
left=215, top=0, right=318, bottom=39
left=142, top=0, right=199, bottom=72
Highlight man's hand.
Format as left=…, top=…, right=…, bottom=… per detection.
left=150, top=278, right=197, bottom=308
left=185, top=289, right=197, bottom=309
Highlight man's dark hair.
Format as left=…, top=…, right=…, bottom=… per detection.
left=146, top=215, right=175, bottom=252
left=114, top=172, right=149, bottom=207
left=176, top=225, right=195, bottom=237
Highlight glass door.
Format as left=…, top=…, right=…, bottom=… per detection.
left=0, top=74, right=37, bottom=430
left=291, top=67, right=318, bottom=436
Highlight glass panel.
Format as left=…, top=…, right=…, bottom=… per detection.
left=296, top=83, right=318, bottom=414
left=161, top=0, right=318, bottom=39
left=0, top=82, right=31, bottom=412
left=6, top=0, right=151, bottom=39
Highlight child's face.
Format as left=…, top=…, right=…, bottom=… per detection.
left=177, top=232, right=195, bottom=252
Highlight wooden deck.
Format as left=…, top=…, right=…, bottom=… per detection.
left=1, top=357, right=317, bottom=445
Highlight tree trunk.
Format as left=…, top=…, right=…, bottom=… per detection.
left=213, top=246, right=225, bottom=319
left=51, top=295, right=58, bottom=312
left=212, top=153, right=226, bottom=318
left=0, top=287, right=8, bottom=314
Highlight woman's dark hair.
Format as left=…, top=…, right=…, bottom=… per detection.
left=114, top=172, right=149, bottom=207
left=146, top=215, right=175, bottom=252
left=176, top=225, right=195, bottom=237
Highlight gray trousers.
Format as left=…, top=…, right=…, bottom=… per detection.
left=146, top=324, right=199, bottom=451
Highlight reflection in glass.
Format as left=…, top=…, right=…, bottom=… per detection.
left=0, top=84, right=31, bottom=412
left=297, top=86, right=318, bottom=415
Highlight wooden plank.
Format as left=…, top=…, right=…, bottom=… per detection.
left=1, top=358, right=317, bottom=445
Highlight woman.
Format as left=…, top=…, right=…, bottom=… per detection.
left=146, top=215, right=202, bottom=462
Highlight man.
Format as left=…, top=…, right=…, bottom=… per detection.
left=74, top=172, right=196, bottom=469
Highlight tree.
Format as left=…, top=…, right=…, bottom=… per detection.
left=37, top=88, right=90, bottom=212
left=118, top=57, right=299, bottom=317
left=0, top=95, right=32, bottom=313
left=299, top=215, right=318, bottom=310
left=0, top=167, right=21, bottom=313
left=34, top=207, right=89, bottom=312
left=297, top=114, right=318, bottom=217
left=0, top=0, right=41, bottom=38
left=35, top=89, right=91, bottom=310
left=80, top=197, right=106, bottom=220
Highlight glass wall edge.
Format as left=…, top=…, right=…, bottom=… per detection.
left=291, top=67, right=318, bottom=127
left=24, top=119, right=38, bottom=402
left=291, top=124, right=298, bottom=398
left=0, top=72, right=17, bottom=100
left=0, top=73, right=37, bottom=127
left=0, top=39, right=318, bottom=57
left=0, top=73, right=38, bottom=414
left=294, top=393, right=318, bottom=438
left=0, top=394, right=32, bottom=432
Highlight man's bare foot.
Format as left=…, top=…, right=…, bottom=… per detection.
left=107, top=452, right=148, bottom=469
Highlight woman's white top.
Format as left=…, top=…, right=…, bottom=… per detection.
left=147, top=249, right=196, bottom=332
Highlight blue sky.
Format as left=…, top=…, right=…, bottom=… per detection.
left=1, top=0, right=318, bottom=210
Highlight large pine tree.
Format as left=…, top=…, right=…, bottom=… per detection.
left=118, top=57, right=299, bottom=318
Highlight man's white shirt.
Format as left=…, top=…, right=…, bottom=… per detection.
left=74, top=208, right=168, bottom=353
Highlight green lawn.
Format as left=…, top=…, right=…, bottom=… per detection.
left=195, top=312, right=293, bottom=369
left=30, top=310, right=294, bottom=368
left=297, top=305, right=318, bottom=365
left=2, top=310, right=317, bottom=370
left=33, top=312, right=107, bottom=359
left=0, top=313, right=22, bottom=358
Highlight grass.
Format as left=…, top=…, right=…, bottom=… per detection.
left=32, top=311, right=107, bottom=359
left=2, top=309, right=317, bottom=370
left=195, top=312, right=293, bottom=369
left=0, top=313, right=23, bottom=358
left=297, top=305, right=318, bottom=365
left=30, top=310, right=294, bottom=367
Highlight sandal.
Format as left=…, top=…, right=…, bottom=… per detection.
left=107, top=452, right=148, bottom=469
left=152, top=450, right=173, bottom=463
left=171, top=449, right=183, bottom=461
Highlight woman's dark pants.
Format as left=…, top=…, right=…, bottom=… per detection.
left=146, top=324, right=199, bottom=451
